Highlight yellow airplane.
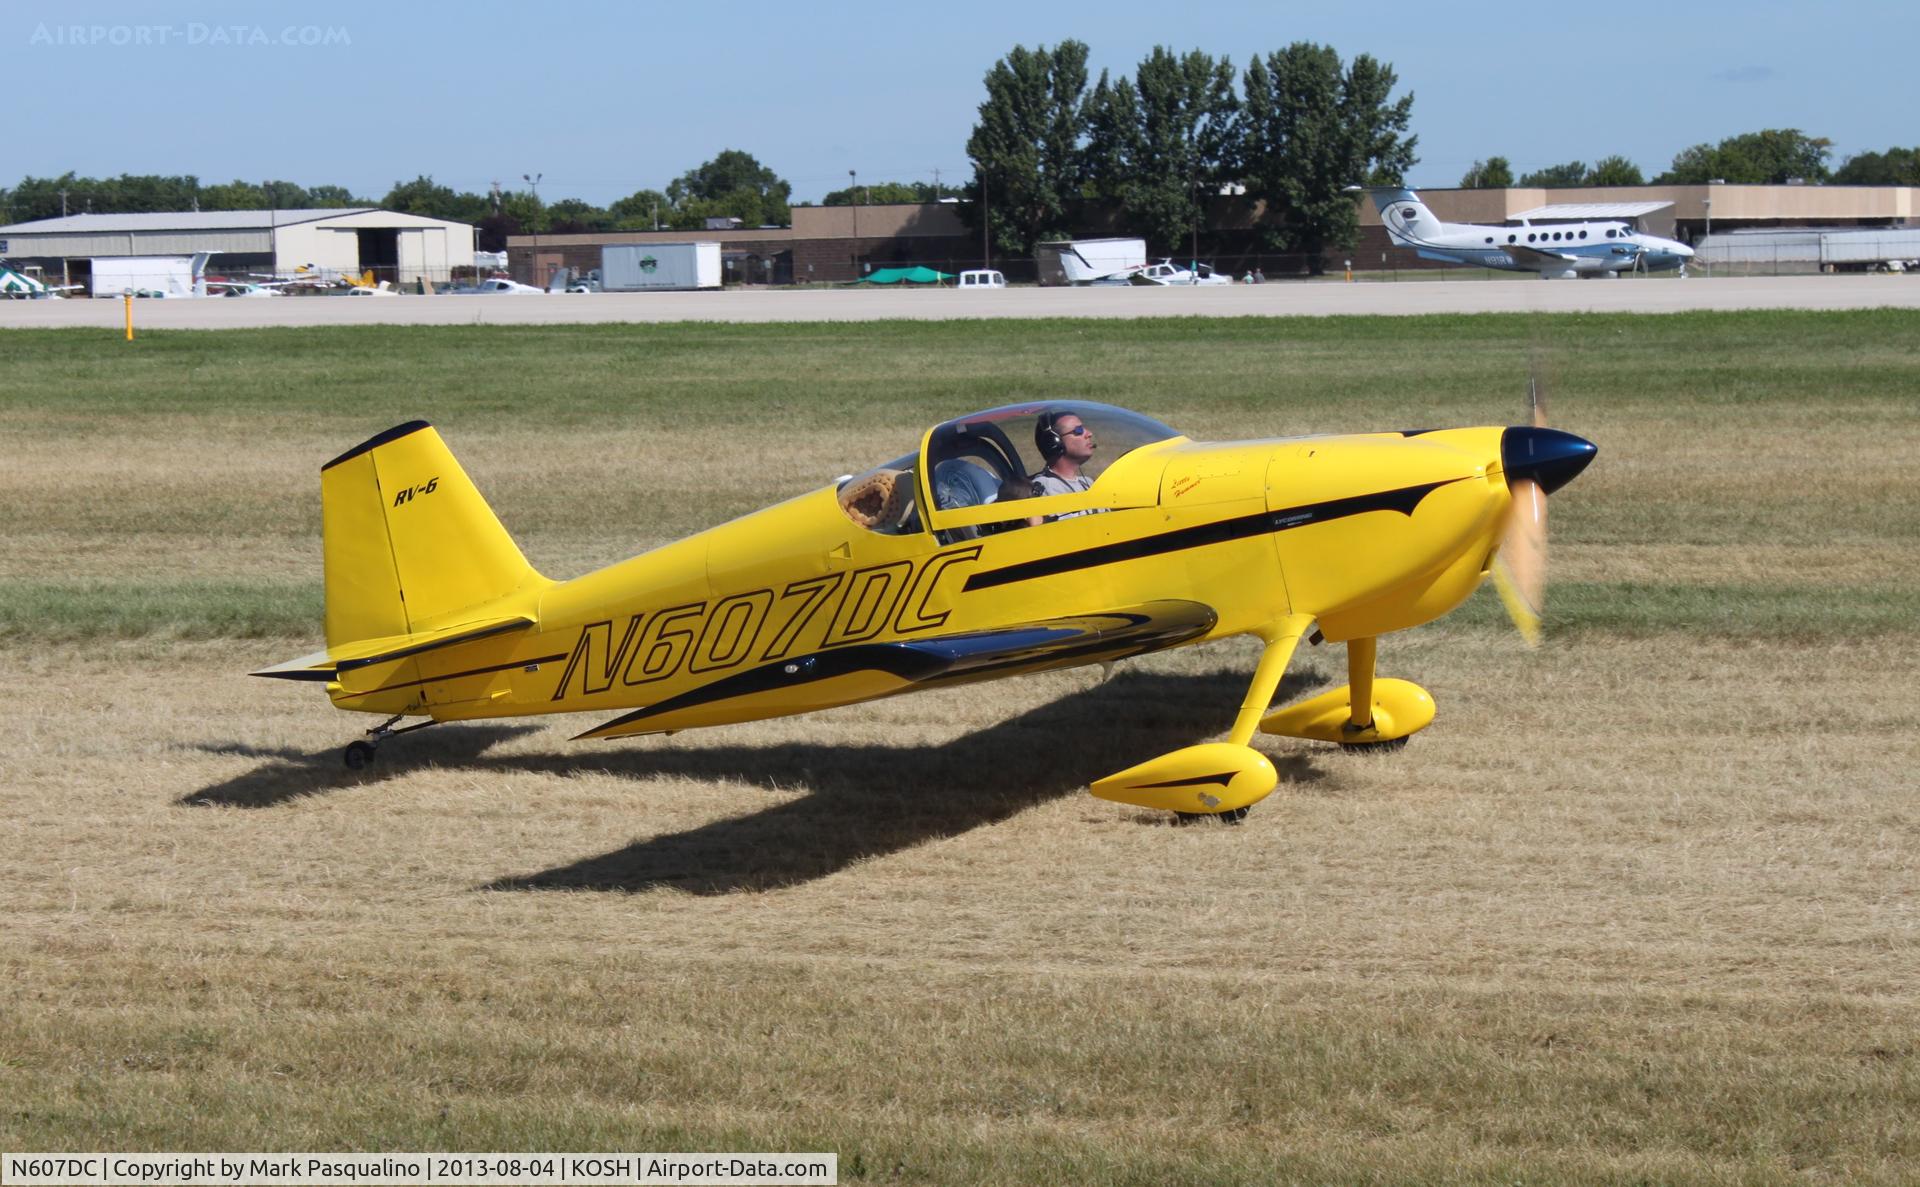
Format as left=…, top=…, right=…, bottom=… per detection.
left=256, top=401, right=1594, bottom=820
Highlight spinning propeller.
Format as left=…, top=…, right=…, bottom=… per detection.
left=1491, top=376, right=1596, bottom=646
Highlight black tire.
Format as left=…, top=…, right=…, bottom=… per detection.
left=1339, top=736, right=1409, bottom=755
left=1175, top=806, right=1251, bottom=824
left=343, top=740, right=377, bottom=770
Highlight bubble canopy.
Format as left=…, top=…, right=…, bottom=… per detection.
left=932, top=401, right=1182, bottom=483
left=835, top=402, right=1186, bottom=536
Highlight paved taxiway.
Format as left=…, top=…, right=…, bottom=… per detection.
left=4, top=274, right=1917, bottom=330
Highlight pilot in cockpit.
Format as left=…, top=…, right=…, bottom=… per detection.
left=1028, top=409, right=1105, bottom=521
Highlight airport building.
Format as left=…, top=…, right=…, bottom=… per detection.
left=511, top=182, right=1920, bottom=285
left=0, top=208, right=477, bottom=287
left=508, top=203, right=980, bottom=287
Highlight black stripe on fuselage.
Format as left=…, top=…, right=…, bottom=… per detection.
left=962, top=478, right=1458, bottom=593
left=579, top=602, right=1216, bottom=738
left=364, top=652, right=568, bottom=694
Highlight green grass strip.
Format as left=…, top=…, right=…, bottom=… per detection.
left=1451, top=581, right=1920, bottom=638
left=1, top=578, right=1911, bottom=644
left=0, top=580, right=323, bottom=642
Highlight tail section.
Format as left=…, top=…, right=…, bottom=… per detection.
left=1367, top=187, right=1444, bottom=249
left=320, top=421, right=546, bottom=647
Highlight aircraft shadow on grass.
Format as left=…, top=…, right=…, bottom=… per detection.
left=183, top=667, right=1332, bottom=895
left=182, top=725, right=545, bottom=808
left=483, top=668, right=1331, bottom=895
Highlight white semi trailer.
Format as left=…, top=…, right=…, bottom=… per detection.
left=600, top=242, right=723, bottom=291
left=90, top=252, right=216, bottom=298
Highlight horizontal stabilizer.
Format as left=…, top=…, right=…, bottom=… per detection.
left=252, top=613, right=534, bottom=682
left=250, top=648, right=337, bottom=683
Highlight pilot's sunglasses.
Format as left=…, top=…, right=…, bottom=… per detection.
left=1062, top=425, right=1090, bottom=437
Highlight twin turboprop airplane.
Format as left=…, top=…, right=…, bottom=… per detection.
left=1357, top=186, right=1694, bottom=279
left=256, top=402, right=1595, bottom=820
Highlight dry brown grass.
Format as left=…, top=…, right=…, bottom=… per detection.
left=3, top=315, right=1918, bottom=1181
left=3, top=628, right=1917, bottom=1182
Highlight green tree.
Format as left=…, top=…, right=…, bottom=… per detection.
left=200, top=180, right=269, bottom=209
left=608, top=189, right=672, bottom=229
left=381, top=175, right=467, bottom=221
left=668, top=149, right=791, bottom=226
left=1238, top=43, right=1416, bottom=272
left=1459, top=157, right=1514, bottom=188
left=1586, top=155, right=1645, bottom=186
left=94, top=174, right=203, bottom=213
left=1086, top=47, right=1238, bottom=251
left=822, top=181, right=940, bottom=205
left=1833, top=147, right=1920, bottom=185
left=5, top=173, right=83, bottom=220
left=545, top=198, right=614, bottom=233
left=1081, top=68, right=1143, bottom=205
left=963, top=40, right=1092, bottom=255
left=12, top=173, right=201, bottom=216
left=1656, top=129, right=1832, bottom=184
left=1518, top=160, right=1590, bottom=187
left=198, top=179, right=316, bottom=210
left=306, top=184, right=365, bottom=207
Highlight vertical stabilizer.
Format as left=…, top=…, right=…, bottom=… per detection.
left=1369, top=188, right=1445, bottom=249
left=319, top=421, right=546, bottom=647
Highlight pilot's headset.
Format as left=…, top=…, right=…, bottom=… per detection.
left=1035, top=409, right=1069, bottom=463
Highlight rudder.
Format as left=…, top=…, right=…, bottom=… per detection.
left=320, top=421, right=545, bottom=647
left=1368, top=187, right=1442, bottom=249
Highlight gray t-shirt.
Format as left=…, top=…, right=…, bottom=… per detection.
left=1030, top=469, right=1101, bottom=521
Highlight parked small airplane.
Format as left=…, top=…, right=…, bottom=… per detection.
left=1355, top=186, right=1694, bottom=278
left=205, top=278, right=289, bottom=298
left=257, top=400, right=1594, bottom=821
left=1126, top=259, right=1234, bottom=286
left=447, top=277, right=546, bottom=295
left=0, top=262, right=82, bottom=299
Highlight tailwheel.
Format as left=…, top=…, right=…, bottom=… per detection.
left=341, top=713, right=436, bottom=770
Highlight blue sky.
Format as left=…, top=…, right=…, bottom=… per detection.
left=10, top=1, right=1914, bottom=207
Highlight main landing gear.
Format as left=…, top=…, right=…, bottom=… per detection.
left=342, top=714, right=437, bottom=770
left=1090, top=619, right=1437, bottom=823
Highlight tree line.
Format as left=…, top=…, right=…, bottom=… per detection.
left=1460, top=130, right=1920, bottom=189
left=963, top=40, right=1415, bottom=271
left=0, top=150, right=795, bottom=251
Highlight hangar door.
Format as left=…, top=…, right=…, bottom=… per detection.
left=355, top=228, right=400, bottom=282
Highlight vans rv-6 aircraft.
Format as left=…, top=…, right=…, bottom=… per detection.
left=1359, top=186, right=1694, bottom=279
left=258, top=403, right=1594, bottom=820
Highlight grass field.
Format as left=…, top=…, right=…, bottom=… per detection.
left=3, top=313, right=1918, bottom=1183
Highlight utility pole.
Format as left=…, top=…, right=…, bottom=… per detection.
left=1191, top=174, right=1203, bottom=280
left=932, top=167, right=941, bottom=200
left=981, top=178, right=990, bottom=270
left=849, top=169, right=859, bottom=278
left=522, top=172, right=542, bottom=285
left=57, top=188, right=68, bottom=217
